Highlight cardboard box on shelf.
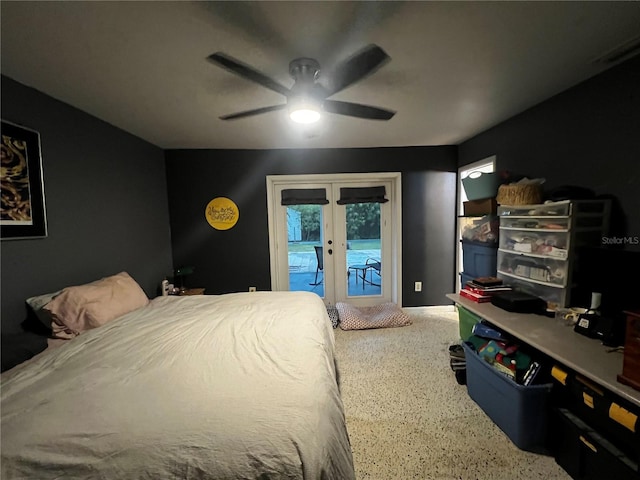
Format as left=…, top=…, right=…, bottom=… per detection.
left=463, top=198, right=498, bottom=216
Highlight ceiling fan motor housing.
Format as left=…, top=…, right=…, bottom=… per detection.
left=288, top=58, right=325, bottom=112
left=289, top=58, right=320, bottom=84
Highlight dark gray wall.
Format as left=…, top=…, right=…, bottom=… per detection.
left=1, top=76, right=174, bottom=333
left=8, top=50, right=632, bottom=327
left=459, top=55, right=640, bottom=247
left=165, top=147, right=458, bottom=307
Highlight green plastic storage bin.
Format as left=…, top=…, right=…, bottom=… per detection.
left=457, top=305, right=482, bottom=341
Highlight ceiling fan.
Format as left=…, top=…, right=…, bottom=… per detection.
left=207, top=44, right=396, bottom=123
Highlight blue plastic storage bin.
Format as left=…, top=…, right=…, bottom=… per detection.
left=462, top=342, right=552, bottom=450
left=462, top=241, right=497, bottom=278
left=459, top=271, right=474, bottom=291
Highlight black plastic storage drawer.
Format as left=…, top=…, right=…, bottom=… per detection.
left=550, top=408, right=639, bottom=480
left=550, top=364, right=640, bottom=465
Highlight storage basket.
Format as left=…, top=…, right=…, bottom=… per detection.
left=462, top=172, right=502, bottom=201
left=496, top=184, right=542, bottom=205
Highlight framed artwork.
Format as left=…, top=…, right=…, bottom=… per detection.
left=1, top=120, right=48, bottom=239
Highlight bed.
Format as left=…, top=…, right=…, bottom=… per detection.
left=1, top=280, right=355, bottom=479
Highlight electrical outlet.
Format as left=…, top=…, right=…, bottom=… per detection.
left=414, top=281, right=422, bottom=292
left=249, top=286, right=257, bottom=292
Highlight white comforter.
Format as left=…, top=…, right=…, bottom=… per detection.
left=1, top=291, right=355, bottom=479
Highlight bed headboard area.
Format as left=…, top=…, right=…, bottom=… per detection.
left=1, top=331, right=48, bottom=373
left=2, top=271, right=151, bottom=372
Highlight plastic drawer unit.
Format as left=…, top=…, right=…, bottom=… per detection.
left=462, top=342, right=552, bottom=450
left=497, top=199, right=610, bottom=309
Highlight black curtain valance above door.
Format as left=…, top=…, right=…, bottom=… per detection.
left=337, top=186, right=389, bottom=205
left=281, top=188, right=329, bottom=205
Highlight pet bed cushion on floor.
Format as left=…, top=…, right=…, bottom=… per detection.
left=336, top=302, right=411, bottom=331
left=326, top=305, right=340, bottom=328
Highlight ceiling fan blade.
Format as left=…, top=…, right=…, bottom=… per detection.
left=219, top=104, right=287, bottom=120
left=324, top=44, right=390, bottom=96
left=208, top=52, right=290, bottom=97
left=323, top=100, right=395, bottom=120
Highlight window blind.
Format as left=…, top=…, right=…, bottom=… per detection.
left=280, top=188, right=329, bottom=205
left=337, top=186, right=388, bottom=205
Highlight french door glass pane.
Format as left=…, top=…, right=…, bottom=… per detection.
left=286, top=205, right=324, bottom=297
left=345, top=203, right=381, bottom=297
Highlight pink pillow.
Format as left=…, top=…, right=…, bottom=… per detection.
left=44, top=272, right=149, bottom=337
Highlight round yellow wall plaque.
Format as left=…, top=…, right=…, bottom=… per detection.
left=205, top=197, right=239, bottom=230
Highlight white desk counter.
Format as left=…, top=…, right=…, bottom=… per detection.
left=447, top=293, right=640, bottom=408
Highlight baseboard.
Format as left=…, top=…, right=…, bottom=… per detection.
left=403, top=305, right=456, bottom=314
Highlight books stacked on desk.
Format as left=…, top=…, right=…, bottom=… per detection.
left=460, top=276, right=512, bottom=303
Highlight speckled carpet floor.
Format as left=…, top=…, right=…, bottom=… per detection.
left=333, top=306, right=571, bottom=480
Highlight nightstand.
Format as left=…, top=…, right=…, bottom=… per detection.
left=177, top=288, right=205, bottom=296
left=618, top=310, right=640, bottom=391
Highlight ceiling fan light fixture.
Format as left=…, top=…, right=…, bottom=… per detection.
left=289, top=107, right=321, bottom=124
left=288, top=96, right=321, bottom=124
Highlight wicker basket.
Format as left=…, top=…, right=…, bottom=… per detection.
left=496, top=184, right=542, bottom=205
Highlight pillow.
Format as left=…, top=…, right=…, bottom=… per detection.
left=44, top=272, right=149, bottom=337
left=26, top=290, right=63, bottom=332
left=337, top=302, right=412, bottom=331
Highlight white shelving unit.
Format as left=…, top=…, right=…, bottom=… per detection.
left=497, top=199, right=610, bottom=309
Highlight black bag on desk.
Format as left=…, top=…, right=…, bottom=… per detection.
left=491, top=291, right=546, bottom=313
left=574, top=313, right=626, bottom=347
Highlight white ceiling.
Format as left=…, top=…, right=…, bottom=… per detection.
left=2, top=1, right=640, bottom=150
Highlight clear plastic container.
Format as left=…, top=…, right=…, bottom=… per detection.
left=496, top=271, right=564, bottom=308
left=499, top=216, right=570, bottom=231
left=498, top=250, right=568, bottom=286
left=460, top=215, right=499, bottom=244
left=498, top=201, right=571, bottom=217
left=498, top=231, right=569, bottom=258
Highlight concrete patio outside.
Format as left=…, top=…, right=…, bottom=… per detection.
left=288, top=247, right=382, bottom=297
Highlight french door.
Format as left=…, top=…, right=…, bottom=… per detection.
left=267, top=173, right=400, bottom=307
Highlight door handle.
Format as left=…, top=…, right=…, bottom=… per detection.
left=328, top=249, right=333, bottom=255
left=328, top=240, right=333, bottom=245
